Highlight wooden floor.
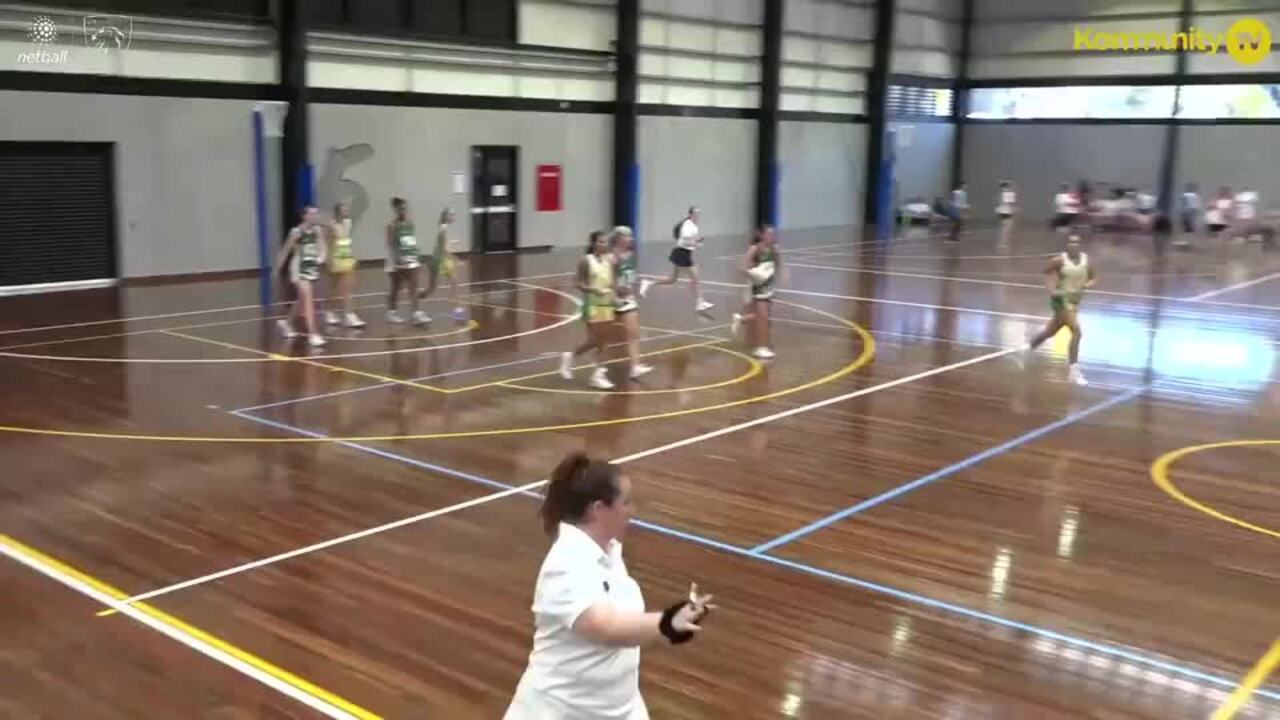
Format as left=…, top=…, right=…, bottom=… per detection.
left=2, top=224, right=1279, bottom=719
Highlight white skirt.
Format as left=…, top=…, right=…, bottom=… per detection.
left=503, top=674, right=649, bottom=720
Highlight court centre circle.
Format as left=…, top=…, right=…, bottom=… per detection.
left=500, top=343, right=763, bottom=396
left=1152, top=440, right=1280, bottom=540
left=0, top=298, right=875, bottom=443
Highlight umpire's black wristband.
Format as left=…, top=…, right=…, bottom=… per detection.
left=659, top=601, right=696, bottom=645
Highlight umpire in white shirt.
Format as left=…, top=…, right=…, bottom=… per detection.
left=505, top=453, right=713, bottom=720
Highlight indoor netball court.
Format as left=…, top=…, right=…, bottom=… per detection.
left=2, top=225, right=1279, bottom=718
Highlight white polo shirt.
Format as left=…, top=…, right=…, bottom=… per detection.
left=507, top=523, right=646, bottom=720
left=677, top=219, right=699, bottom=250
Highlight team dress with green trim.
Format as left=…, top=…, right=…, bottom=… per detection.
left=614, top=252, right=638, bottom=312
left=1050, top=251, right=1089, bottom=312
left=389, top=221, right=421, bottom=271
left=292, top=226, right=322, bottom=282
left=750, top=247, right=777, bottom=300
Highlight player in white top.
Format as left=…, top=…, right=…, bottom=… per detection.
left=1052, top=183, right=1079, bottom=233
left=1229, top=187, right=1276, bottom=243
left=1205, top=186, right=1233, bottom=235
left=996, top=180, right=1018, bottom=244
left=639, top=206, right=714, bottom=313
left=1021, top=235, right=1095, bottom=386
left=1179, top=183, right=1201, bottom=240
left=504, top=454, right=713, bottom=720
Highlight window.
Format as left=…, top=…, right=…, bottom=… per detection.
left=888, top=85, right=954, bottom=118
left=966, top=86, right=1178, bottom=120
left=1176, top=84, right=1280, bottom=119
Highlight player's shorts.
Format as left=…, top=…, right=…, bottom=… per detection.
left=438, top=254, right=457, bottom=279
left=669, top=247, right=694, bottom=268
left=1050, top=294, right=1082, bottom=314
left=583, top=297, right=616, bottom=324
left=330, top=256, right=357, bottom=274
left=290, top=255, right=320, bottom=283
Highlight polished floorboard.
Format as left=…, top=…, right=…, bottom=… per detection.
left=2, top=224, right=1279, bottom=718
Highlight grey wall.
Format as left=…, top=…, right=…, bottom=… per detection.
left=311, top=104, right=611, bottom=255
left=638, top=115, right=756, bottom=240
left=778, top=121, right=867, bottom=229
left=0, top=91, right=262, bottom=278
left=893, top=121, right=955, bottom=203
left=963, top=124, right=1165, bottom=219
left=1176, top=126, right=1280, bottom=201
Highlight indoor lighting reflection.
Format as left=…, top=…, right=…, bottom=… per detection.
left=1045, top=316, right=1276, bottom=388
left=989, top=547, right=1013, bottom=598
left=1058, top=506, right=1080, bottom=559
left=890, top=616, right=913, bottom=656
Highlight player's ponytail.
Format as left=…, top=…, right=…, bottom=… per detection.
left=541, top=453, right=621, bottom=536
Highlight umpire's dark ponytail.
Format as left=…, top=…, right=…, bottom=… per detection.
left=541, top=453, right=621, bottom=536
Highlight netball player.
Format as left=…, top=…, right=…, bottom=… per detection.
left=559, top=231, right=618, bottom=390
left=1023, top=235, right=1095, bottom=386
left=386, top=197, right=430, bottom=325
left=611, top=226, right=653, bottom=380
left=274, top=206, right=328, bottom=348
left=639, top=206, right=714, bottom=313
left=325, top=202, right=365, bottom=328
left=730, top=225, right=781, bottom=360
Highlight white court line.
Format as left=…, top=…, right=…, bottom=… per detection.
left=0, top=281, right=582, bottom=364
left=112, top=331, right=1015, bottom=605
left=786, top=263, right=1280, bottom=310
left=107, top=481, right=547, bottom=609
left=236, top=323, right=733, bottom=413
left=1188, top=271, right=1280, bottom=301
left=0, top=538, right=367, bottom=719
left=612, top=347, right=1017, bottom=464
left=0, top=272, right=573, bottom=337
left=696, top=279, right=1048, bottom=322
left=793, top=248, right=1054, bottom=261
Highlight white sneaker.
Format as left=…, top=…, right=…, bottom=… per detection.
left=639, top=279, right=653, bottom=298
left=753, top=347, right=776, bottom=360
left=1068, top=366, right=1088, bottom=386
left=277, top=319, right=299, bottom=339
left=412, top=311, right=432, bottom=325
left=325, top=311, right=341, bottom=326
left=630, top=363, right=654, bottom=380
left=589, top=369, right=615, bottom=390
left=308, top=334, right=327, bottom=348
left=386, top=310, right=405, bottom=324
left=731, top=313, right=744, bottom=337
left=696, top=299, right=715, bottom=313
left=559, top=352, right=575, bottom=380
left=344, top=313, right=366, bottom=328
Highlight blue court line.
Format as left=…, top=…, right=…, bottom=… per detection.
left=751, top=385, right=1148, bottom=554
left=224, top=406, right=1280, bottom=702
left=230, top=410, right=525, bottom=495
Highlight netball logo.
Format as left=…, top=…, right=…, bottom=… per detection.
left=27, top=15, right=58, bottom=44
left=84, top=15, right=131, bottom=52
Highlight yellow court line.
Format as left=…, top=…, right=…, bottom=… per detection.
left=501, top=342, right=763, bottom=396
left=1212, top=639, right=1280, bottom=720
left=447, top=339, right=727, bottom=393
left=0, top=296, right=875, bottom=442
left=0, top=534, right=380, bottom=720
left=164, top=331, right=449, bottom=395
left=1151, top=440, right=1280, bottom=541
